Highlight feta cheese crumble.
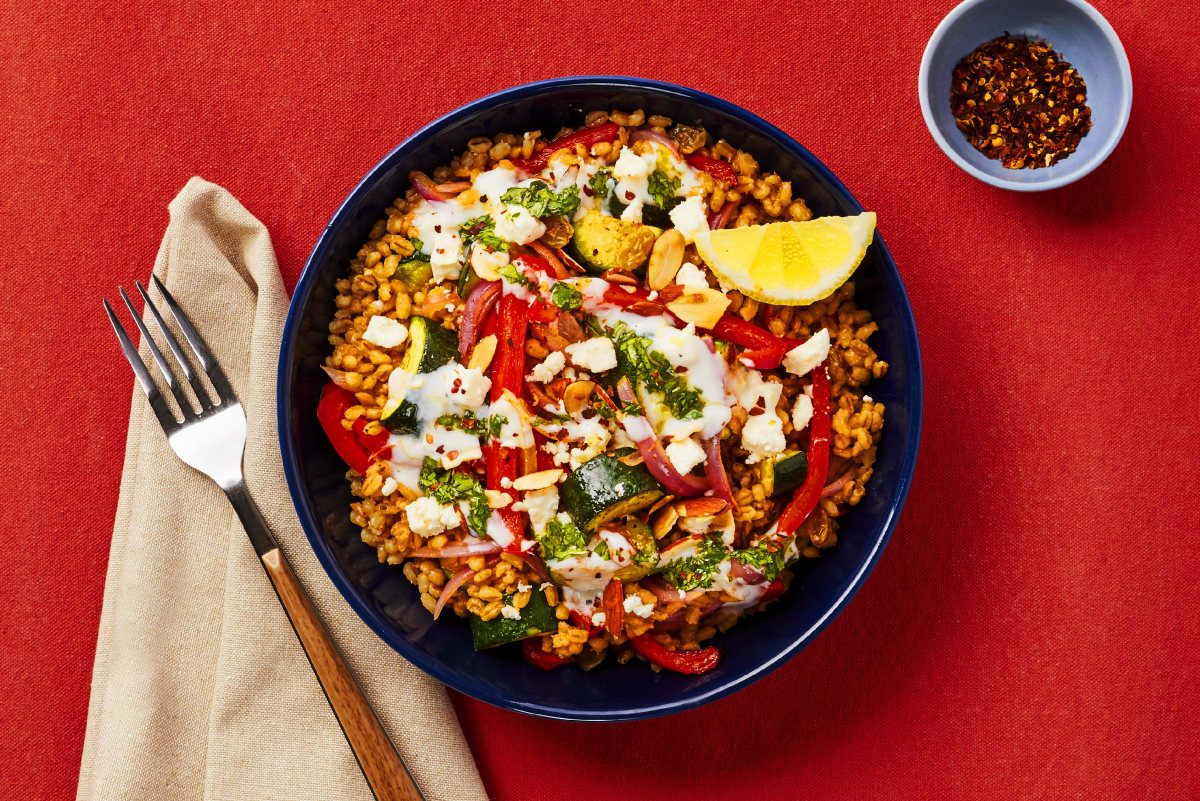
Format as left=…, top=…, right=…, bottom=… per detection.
left=668, top=195, right=709, bottom=244
left=500, top=605, right=521, bottom=620
left=623, top=593, right=656, bottom=618
left=362, top=316, right=408, bottom=348
left=494, top=204, right=546, bottom=245
left=783, top=328, right=831, bottom=377
left=527, top=351, right=566, bottom=383
left=673, top=261, right=709, bottom=288
left=565, top=337, right=617, bottom=372
left=665, top=436, right=706, bottom=475
left=404, top=496, right=461, bottom=538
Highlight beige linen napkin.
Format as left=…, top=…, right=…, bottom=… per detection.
left=77, top=177, right=487, bottom=801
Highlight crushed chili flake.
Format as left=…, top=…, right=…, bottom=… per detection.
left=950, top=34, right=1093, bottom=170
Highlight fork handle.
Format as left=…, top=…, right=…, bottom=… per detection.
left=226, top=483, right=424, bottom=801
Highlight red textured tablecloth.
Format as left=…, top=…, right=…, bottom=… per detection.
left=3, top=1, right=1197, bottom=798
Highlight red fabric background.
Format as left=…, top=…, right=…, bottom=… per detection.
left=2, top=0, right=1197, bottom=798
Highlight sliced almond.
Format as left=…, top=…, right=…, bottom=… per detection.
left=601, top=269, right=638, bottom=285
left=650, top=504, right=680, bottom=540
left=562, top=380, right=596, bottom=415
left=618, top=451, right=644, bottom=467
left=646, top=494, right=677, bottom=516
left=666, top=287, right=731, bottom=329
left=468, top=334, right=498, bottom=371
left=485, top=489, right=514, bottom=508
left=674, top=497, right=729, bottom=517
left=470, top=247, right=503, bottom=281
left=512, top=468, right=564, bottom=491
left=647, top=229, right=685, bottom=290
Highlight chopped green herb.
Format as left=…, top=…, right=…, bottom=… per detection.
left=460, top=215, right=509, bottom=253
left=437, top=410, right=508, bottom=442
left=417, top=457, right=490, bottom=535
left=589, top=168, right=613, bottom=201
left=550, top=282, right=582, bottom=311
left=531, top=411, right=572, bottom=427
left=661, top=535, right=727, bottom=591
left=501, top=180, right=581, bottom=218
left=539, top=517, right=588, bottom=561
left=594, top=540, right=610, bottom=560
left=600, top=320, right=704, bottom=421
left=648, top=169, right=683, bottom=211
left=498, top=264, right=530, bottom=287
left=732, top=538, right=791, bottom=583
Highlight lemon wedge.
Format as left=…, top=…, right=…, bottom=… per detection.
left=692, top=213, right=876, bottom=305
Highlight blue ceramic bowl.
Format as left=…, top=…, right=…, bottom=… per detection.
left=278, top=77, right=922, bottom=721
left=918, top=0, right=1132, bottom=191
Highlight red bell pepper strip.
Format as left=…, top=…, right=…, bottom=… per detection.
left=512, top=123, right=620, bottom=174
left=776, top=363, right=831, bottom=538
left=487, top=292, right=531, bottom=549
left=629, top=634, right=720, bottom=675
left=317, top=385, right=374, bottom=475
left=522, top=638, right=572, bottom=670
left=351, top=416, right=388, bottom=452
left=758, top=576, right=785, bottom=605
left=602, top=578, right=625, bottom=638
left=685, top=154, right=738, bottom=186
left=569, top=610, right=603, bottom=636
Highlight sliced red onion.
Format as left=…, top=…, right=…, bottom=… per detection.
left=406, top=540, right=502, bottom=559
left=707, top=203, right=734, bottom=230
left=520, top=553, right=550, bottom=583
left=643, top=575, right=704, bottom=605
left=821, top=467, right=858, bottom=498
left=651, top=600, right=724, bottom=632
left=320, top=365, right=359, bottom=392
left=701, top=434, right=736, bottom=507
left=616, top=378, right=708, bottom=497
left=434, top=181, right=472, bottom=194
left=433, top=566, right=475, bottom=620
left=730, top=559, right=766, bottom=585
left=458, top=279, right=501, bottom=359
left=631, top=129, right=681, bottom=160
left=410, top=171, right=450, bottom=203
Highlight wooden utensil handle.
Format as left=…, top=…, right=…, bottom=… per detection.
left=261, top=547, right=424, bottom=801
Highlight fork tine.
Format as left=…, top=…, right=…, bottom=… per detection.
left=150, top=274, right=238, bottom=406
left=119, top=287, right=196, bottom=420
left=103, top=299, right=179, bottom=433
left=134, top=280, right=214, bottom=408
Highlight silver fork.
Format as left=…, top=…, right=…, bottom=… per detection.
left=104, top=276, right=424, bottom=801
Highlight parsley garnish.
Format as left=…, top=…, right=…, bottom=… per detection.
left=498, top=264, right=530, bottom=287
left=648, top=169, right=682, bottom=211
left=539, top=517, right=588, bottom=561
left=732, top=538, right=790, bottom=583
left=594, top=540, right=610, bottom=560
left=589, top=168, right=613, bottom=200
left=598, top=319, right=704, bottom=421
left=661, top=535, right=727, bottom=591
left=436, top=411, right=508, bottom=442
left=531, top=411, right=572, bottom=427
left=417, top=457, right=490, bottom=535
left=501, top=180, right=581, bottom=218
left=550, top=282, right=582, bottom=311
left=460, top=215, right=509, bottom=253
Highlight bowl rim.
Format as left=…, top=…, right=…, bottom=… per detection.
left=917, top=0, right=1133, bottom=192
left=277, top=75, right=924, bottom=721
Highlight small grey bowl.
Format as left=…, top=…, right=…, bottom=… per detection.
left=918, top=0, right=1132, bottom=191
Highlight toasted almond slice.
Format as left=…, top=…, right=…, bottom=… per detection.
left=674, top=497, right=729, bottom=517
left=485, top=489, right=514, bottom=508
left=650, top=505, right=680, bottom=540
left=648, top=229, right=686, bottom=290
left=618, top=451, right=644, bottom=467
left=562, top=380, right=596, bottom=415
left=646, top=494, right=677, bottom=516
left=666, top=287, right=731, bottom=329
left=512, top=468, right=564, bottom=491
left=468, top=334, right=498, bottom=372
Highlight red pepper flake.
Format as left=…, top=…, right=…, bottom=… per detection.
left=950, top=34, right=1092, bottom=169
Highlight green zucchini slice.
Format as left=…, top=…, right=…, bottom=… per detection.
left=398, top=316, right=458, bottom=375
left=468, top=589, right=558, bottom=650
left=381, top=316, right=458, bottom=433
left=393, top=257, right=433, bottom=291
left=767, top=450, right=809, bottom=497
left=611, top=521, right=659, bottom=581
left=560, top=454, right=664, bottom=531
